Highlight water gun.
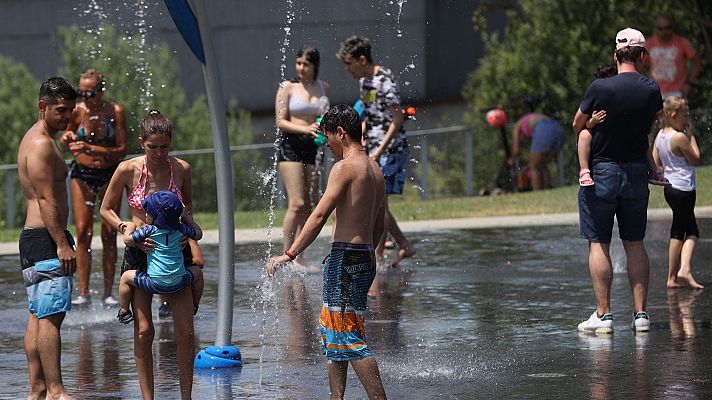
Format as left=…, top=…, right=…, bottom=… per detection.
left=314, top=101, right=416, bottom=147
left=314, top=115, right=327, bottom=146
left=353, top=99, right=366, bottom=117
left=353, top=99, right=416, bottom=120
left=403, top=105, right=417, bottom=120
left=314, top=100, right=370, bottom=146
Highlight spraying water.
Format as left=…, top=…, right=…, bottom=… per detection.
left=255, top=0, right=296, bottom=392
left=79, top=0, right=108, bottom=62
left=394, top=0, right=408, bottom=37
left=133, top=0, right=153, bottom=110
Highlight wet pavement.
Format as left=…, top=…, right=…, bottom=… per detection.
left=1, top=218, right=712, bottom=399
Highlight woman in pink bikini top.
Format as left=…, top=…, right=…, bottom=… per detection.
left=99, top=109, right=199, bottom=398
left=102, top=110, right=192, bottom=221
left=127, top=155, right=185, bottom=210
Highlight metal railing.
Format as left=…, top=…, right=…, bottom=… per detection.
left=1, top=123, right=575, bottom=228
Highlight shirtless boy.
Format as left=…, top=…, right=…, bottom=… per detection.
left=18, top=77, right=78, bottom=400
left=267, top=104, right=388, bottom=400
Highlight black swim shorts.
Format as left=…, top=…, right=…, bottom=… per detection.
left=70, top=162, right=119, bottom=195
left=276, top=132, right=319, bottom=165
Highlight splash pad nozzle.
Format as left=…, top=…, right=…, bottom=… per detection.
left=194, top=345, right=242, bottom=369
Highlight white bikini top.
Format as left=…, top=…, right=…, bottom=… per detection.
left=288, top=80, right=327, bottom=117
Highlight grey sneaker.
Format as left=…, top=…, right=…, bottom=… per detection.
left=578, top=311, right=614, bottom=334
left=71, top=295, right=91, bottom=305
left=631, top=311, right=650, bottom=332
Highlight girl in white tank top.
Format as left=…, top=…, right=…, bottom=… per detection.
left=655, top=128, right=696, bottom=191
left=652, top=96, right=703, bottom=289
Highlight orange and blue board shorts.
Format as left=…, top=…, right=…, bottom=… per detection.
left=319, top=242, right=376, bottom=361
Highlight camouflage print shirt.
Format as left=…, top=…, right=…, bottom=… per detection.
left=359, top=66, right=408, bottom=155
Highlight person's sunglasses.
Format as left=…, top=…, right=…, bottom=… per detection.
left=81, top=90, right=97, bottom=99
left=656, top=25, right=672, bottom=31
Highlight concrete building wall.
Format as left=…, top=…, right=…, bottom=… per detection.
left=0, top=0, right=494, bottom=114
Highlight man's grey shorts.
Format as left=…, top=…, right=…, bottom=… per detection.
left=578, top=161, right=649, bottom=243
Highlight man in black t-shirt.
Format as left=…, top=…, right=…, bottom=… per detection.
left=572, top=28, right=663, bottom=335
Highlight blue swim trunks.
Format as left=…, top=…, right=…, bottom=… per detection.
left=530, top=119, right=564, bottom=153
left=379, top=150, right=409, bottom=195
left=19, top=229, right=75, bottom=318
left=134, top=270, right=195, bottom=295
left=320, top=242, right=376, bottom=361
left=579, top=161, right=649, bottom=243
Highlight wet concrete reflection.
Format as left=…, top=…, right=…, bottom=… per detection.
left=281, top=275, right=319, bottom=365
left=1, top=219, right=712, bottom=398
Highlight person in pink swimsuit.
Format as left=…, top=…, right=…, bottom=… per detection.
left=99, top=110, right=200, bottom=399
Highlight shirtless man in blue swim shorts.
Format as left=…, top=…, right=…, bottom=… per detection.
left=268, top=104, right=388, bottom=400
left=18, top=77, right=78, bottom=400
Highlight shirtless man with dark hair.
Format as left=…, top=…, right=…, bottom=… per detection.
left=268, top=104, right=388, bottom=400
left=18, top=76, right=78, bottom=400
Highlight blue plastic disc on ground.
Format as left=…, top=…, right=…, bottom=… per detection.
left=194, top=345, right=242, bottom=369
left=205, top=345, right=241, bottom=360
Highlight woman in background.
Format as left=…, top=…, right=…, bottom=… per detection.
left=508, top=112, right=564, bottom=191
left=61, top=69, right=127, bottom=306
left=275, top=46, right=330, bottom=266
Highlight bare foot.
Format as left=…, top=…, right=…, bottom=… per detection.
left=45, top=392, right=75, bottom=400
left=677, top=273, right=704, bottom=289
left=28, top=388, right=47, bottom=400
left=390, top=245, right=416, bottom=267
left=667, top=279, right=683, bottom=289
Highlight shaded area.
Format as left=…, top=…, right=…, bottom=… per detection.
left=1, top=220, right=712, bottom=398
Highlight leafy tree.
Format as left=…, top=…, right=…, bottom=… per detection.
left=56, top=25, right=190, bottom=153
left=463, top=0, right=712, bottom=190
left=0, top=56, right=40, bottom=227
left=54, top=25, right=269, bottom=212
left=0, top=56, right=40, bottom=164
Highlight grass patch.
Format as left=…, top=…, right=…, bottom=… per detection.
left=2, top=166, right=710, bottom=243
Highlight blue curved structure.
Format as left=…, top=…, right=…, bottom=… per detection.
left=163, top=0, right=205, bottom=63
left=194, top=346, right=242, bottom=369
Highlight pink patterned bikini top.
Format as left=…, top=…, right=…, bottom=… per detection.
left=128, top=156, right=184, bottom=211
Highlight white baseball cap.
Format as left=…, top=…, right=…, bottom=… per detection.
left=615, top=28, right=646, bottom=50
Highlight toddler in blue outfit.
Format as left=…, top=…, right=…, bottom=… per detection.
left=117, top=190, right=203, bottom=324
